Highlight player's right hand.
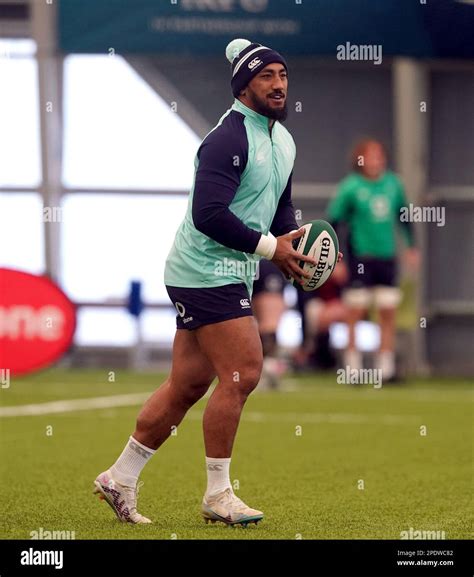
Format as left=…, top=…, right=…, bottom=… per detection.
left=271, top=229, right=317, bottom=285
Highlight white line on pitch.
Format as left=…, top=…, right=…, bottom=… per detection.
left=240, top=412, right=421, bottom=425
left=0, top=393, right=151, bottom=417
left=0, top=393, right=419, bottom=424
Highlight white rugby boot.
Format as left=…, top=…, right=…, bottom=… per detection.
left=202, top=488, right=263, bottom=527
left=93, top=470, right=151, bottom=524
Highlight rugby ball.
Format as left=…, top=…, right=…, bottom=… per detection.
left=291, top=220, right=339, bottom=292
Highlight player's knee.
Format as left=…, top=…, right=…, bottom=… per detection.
left=235, top=357, right=263, bottom=396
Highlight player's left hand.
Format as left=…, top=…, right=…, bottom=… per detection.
left=337, top=252, right=343, bottom=262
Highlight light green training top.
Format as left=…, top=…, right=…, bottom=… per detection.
left=328, top=171, right=414, bottom=259
left=164, top=98, right=297, bottom=295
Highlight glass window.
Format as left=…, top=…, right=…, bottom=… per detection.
left=0, top=49, right=41, bottom=187
left=141, top=308, right=178, bottom=345
left=62, top=55, right=201, bottom=190
left=0, top=193, right=44, bottom=274
left=74, top=307, right=136, bottom=347
left=60, top=193, right=188, bottom=303
left=74, top=307, right=177, bottom=347
left=0, top=39, right=36, bottom=57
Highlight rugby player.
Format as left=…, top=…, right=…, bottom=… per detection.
left=328, top=139, right=419, bottom=381
left=94, top=38, right=341, bottom=527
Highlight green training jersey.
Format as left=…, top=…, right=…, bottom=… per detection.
left=327, top=171, right=413, bottom=259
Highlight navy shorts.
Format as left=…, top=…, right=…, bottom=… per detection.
left=166, top=283, right=253, bottom=330
left=252, top=259, right=286, bottom=297
left=349, top=257, right=397, bottom=288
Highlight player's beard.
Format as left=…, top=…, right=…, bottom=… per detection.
left=247, top=89, right=288, bottom=122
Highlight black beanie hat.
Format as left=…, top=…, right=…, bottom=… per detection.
left=226, top=39, right=288, bottom=98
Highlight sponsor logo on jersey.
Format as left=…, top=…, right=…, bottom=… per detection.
left=371, top=196, right=390, bottom=219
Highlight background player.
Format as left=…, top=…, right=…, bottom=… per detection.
left=328, top=138, right=419, bottom=381
left=252, top=259, right=287, bottom=389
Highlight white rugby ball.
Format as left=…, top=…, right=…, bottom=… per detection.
left=291, top=220, right=339, bottom=292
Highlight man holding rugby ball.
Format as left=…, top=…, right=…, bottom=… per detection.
left=94, top=39, right=340, bottom=527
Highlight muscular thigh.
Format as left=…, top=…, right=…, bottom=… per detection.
left=195, top=316, right=263, bottom=383
left=170, top=329, right=216, bottom=393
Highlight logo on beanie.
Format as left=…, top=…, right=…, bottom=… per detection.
left=248, top=57, right=263, bottom=70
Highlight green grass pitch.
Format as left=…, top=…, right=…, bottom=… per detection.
left=0, top=369, right=472, bottom=540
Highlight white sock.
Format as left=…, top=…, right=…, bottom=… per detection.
left=205, top=457, right=232, bottom=498
left=109, top=436, right=155, bottom=487
left=378, top=350, right=395, bottom=380
left=344, top=349, right=363, bottom=371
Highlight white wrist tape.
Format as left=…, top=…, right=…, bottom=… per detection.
left=255, top=232, right=277, bottom=260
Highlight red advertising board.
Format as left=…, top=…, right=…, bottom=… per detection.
left=0, top=268, right=76, bottom=376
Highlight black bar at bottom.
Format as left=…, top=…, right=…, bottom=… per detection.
left=0, top=540, right=471, bottom=577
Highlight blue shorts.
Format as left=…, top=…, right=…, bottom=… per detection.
left=349, top=257, right=397, bottom=288
left=166, top=283, right=253, bottom=330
